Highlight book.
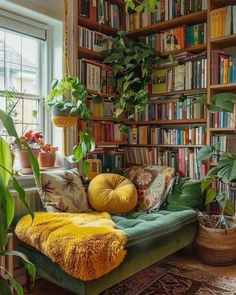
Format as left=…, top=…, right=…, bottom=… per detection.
left=152, top=69, right=168, bottom=93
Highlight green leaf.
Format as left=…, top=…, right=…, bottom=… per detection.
left=197, top=145, right=216, bottom=161
left=217, top=153, right=236, bottom=182
left=0, top=276, right=11, bottom=295
left=25, top=143, right=40, bottom=186
left=5, top=190, right=14, bottom=227
left=73, top=145, right=83, bottom=161
left=205, top=188, right=217, bottom=205
left=0, top=110, right=21, bottom=148
left=224, top=199, right=234, bottom=216
left=201, top=176, right=214, bottom=192
left=82, top=160, right=89, bottom=175
left=0, top=138, right=13, bottom=187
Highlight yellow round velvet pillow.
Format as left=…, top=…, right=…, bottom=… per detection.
left=88, top=173, right=138, bottom=214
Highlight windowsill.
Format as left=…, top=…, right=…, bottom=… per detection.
left=9, top=174, right=36, bottom=189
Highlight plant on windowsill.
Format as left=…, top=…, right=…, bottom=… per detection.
left=38, top=143, right=58, bottom=168
left=103, top=31, right=156, bottom=124
left=0, top=109, right=39, bottom=294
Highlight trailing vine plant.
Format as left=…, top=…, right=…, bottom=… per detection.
left=124, top=0, right=157, bottom=12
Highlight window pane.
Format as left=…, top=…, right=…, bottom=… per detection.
left=0, top=96, right=6, bottom=112
left=22, top=124, right=39, bottom=135
left=22, top=66, right=38, bottom=95
left=0, top=61, right=4, bottom=90
left=22, top=37, right=38, bottom=67
left=5, top=32, right=21, bottom=64
left=15, top=123, right=23, bottom=137
left=23, top=99, right=38, bottom=124
left=8, top=98, right=23, bottom=123
left=0, top=31, right=4, bottom=61
left=5, top=62, right=21, bottom=92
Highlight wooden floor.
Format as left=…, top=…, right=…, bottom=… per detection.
left=29, top=252, right=236, bottom=295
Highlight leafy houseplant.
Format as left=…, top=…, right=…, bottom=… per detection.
left=38, top=142, right=58, bottom=168
left=103, top=31, right=155, bottom=121
left=0, top=110, right=39, bottom=294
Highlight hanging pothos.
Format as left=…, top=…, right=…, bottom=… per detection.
left=124, top=0, right=157, bottom=12
left=103, top=31, right=155, bottom=122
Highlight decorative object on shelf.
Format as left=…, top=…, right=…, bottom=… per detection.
left=103, top=31, right=155, bottom=122
left=195, top=143, right=236, bottom=265
left=0, top=109, right=38, bottom=294
left=38, top=143, right=58, bottom=168
left=17, top=130, right=43, bottom=172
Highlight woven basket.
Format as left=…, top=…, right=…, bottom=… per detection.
left=195, top=222, right=236, bottom=265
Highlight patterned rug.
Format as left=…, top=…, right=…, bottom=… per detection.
left=102, top=262, right=236, bottom=295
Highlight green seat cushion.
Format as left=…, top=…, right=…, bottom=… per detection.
left=112, top=209, right=197, bottom=247
left=161, top=177, right=202, bottom=211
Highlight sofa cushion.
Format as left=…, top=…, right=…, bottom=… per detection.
left=112, top=209, right=197, bottom=247
left=127, top=165, right=175, bottom=212
left=39, top=168, right=89, bottom=213
left=87, top=173, right=137, bottom=214
left=161, top=177, right=202, bottom=211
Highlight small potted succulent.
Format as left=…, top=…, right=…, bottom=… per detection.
left=38, top=143, right=58, bottom=168
left=18, top=130, right=43, bottom=170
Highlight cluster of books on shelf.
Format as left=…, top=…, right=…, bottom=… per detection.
left=211, top=134, right=236, bottom=164
left=79, top=58, right=113, bottom=94
left=124, top=146, right=206, bottom=179
left=78, top=26, right=112, bottom=52
left=128, top=126, right=206, bottom=145
left=210, top=112, right=234, bottom=128
left=211, top=5, right=236, bottom=38
left=89, top=149, right=125, bottom=172
left=211, top=50, right=236, bottom=85
left=93, top=122, right=125, bottom=143
left=126, top=0, right=207, bottom=31
left=79, top=0, right=120, bottom=29
left=86, top=99, right=113, bottom=117
left=132, top=96, right=205, bottom=121
left=152, top=52, right=207, bottom=93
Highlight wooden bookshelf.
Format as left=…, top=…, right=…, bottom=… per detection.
left=125, top=118, right=207, bottom=125
left=159, top=44, right=207, bottom=58
left=210, top=84, right=236, bottom=92
left=78, top=16, right=118, bottom=35
left=150, top=88, right=207, bottom=97
left=210, top=34, right=236, bottom=48
left=124, top=144, right=204, bottom=148
left=127, top=10, right=207, bottom=37
left=78, top=47, right=103, bottom=60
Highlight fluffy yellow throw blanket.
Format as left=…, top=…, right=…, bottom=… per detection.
left=15, top=212, right=127, bottom=281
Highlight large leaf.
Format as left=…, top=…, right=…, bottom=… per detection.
left=0, top=276, right=11, bottom=295
left=0, top=175, right=7, bottom=251
left=0, top=138, right=12, bottom=187
left=211, top=92, right=236, bottom=113
left=5, top=189, right=14, bottom=227
left=25, top=143, right=40, bottom=186
left=217, top=153, right=236, bottom=182
left=197, top=145, right=216, bottom=161
left=205, top=188, right=217, bottom=205
left=0, top=110, right=21, bottom=148
left=0, top=266, right=23, bottom=295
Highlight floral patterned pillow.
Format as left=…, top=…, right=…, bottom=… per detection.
left=127, top=165, right=175, bottom=212
left=39, top=169, right=90, bottom=213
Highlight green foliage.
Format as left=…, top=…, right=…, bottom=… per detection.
left=103, top=32, right=155, bottom=121
left=124, top=0, right=157, bottom=13
left=0, top=109, right=38, bottom=294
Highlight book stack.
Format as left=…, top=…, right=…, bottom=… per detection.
left=210, top=112, right=234, bottom=128
left=128, top=126, right=206, bottom=145
left=79, top=0, right=121, bottom=29
left=78, top=26, right=112, bottom=52
left=125, top=146, right=158, bottom=165
left=158, top=23, right=206, bottom=54
left=126, top=0, right=207, bottom=31
left=211, top=50, right=236, bottom=85
left=79, top=58, right=113, bottom=94
left=87, top=99, right=113, bottom=118
left=211, top=5, right=236, bottom=38
left=152, top=52, right=207, bottom=93
left=93, top=122, right=125, bottom=143
left=90, top=149, right=125, bottom=172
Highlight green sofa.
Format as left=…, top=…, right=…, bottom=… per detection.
left=17, top=177, right=202, bottom=295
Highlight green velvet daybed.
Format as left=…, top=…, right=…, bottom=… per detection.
left=17, top=177, right=201, bottom=295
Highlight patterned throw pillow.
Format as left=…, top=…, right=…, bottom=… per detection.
left=39, top=169, right=90, bottom=213
left=127, top=165, right=175, bottom=212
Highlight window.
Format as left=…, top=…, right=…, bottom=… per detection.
left=0, top=15, right=47, bottom=140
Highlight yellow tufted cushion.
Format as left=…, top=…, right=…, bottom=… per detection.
left=88, top=173, right=138, bottom=214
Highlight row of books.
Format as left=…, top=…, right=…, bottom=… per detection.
left=211, top=134, right=236, bottom=164
left=154, top=23, right=206, bottom=54
left=89, top=149, right=125, bottom=173
left=210, top=112, right=234, bottom=129
left=78, top=26, right=111, bottom=52
left=126, top=0, right=207, bottom=31
left=79, top=0, right=121, bottom=29
left=86, top=99, right=113, bottom=118
left=93, top=122, right=125, bottom=143
left=132, top=97, right=205, bottom=121
left=78, top=58, right=113, bottom=94
left=211, top=5, right=236, bottom=38
left=124, top=146, right=206, bottom=179
left=152, top=55, right=207, bottom=93
left=211, top=50, right=236, bottom=85
left=128, top=126, right=206, bottom=145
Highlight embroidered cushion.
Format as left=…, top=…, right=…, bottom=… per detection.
left=39, top=168, right=89, bottom=212
left=127, top=165, right=175, bottom=212
left=87, top=173, right=137, bottom=214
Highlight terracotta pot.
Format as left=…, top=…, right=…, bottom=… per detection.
left=18, top=148, right=40, bottom=169
left=38, top=152, right=56, bottom=168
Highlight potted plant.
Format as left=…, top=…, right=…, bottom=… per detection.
left=17, top=130, right=43, bottom=172
left=103, top=31, right=155, bottom=121
left=38, top=143, right=58, bottom=168
left=0, top=109, right=39, bottom=294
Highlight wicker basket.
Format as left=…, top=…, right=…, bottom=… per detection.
left=195, top=222, right=236, bottom=265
